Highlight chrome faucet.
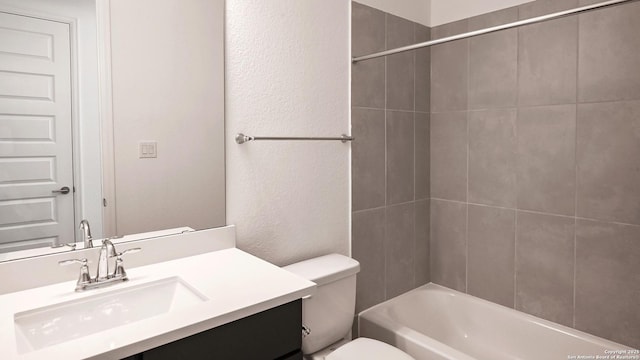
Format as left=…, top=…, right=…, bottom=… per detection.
left=97, top=239, right=117, bottom=281
left=79, top=219, right=93, bottom=248
left=59, top=239, right=141, bottom=292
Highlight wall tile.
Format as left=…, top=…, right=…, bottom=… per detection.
left=468, top=9, right=518, bottom=110
left=431, top=200, right=467, bottom=292
left=387, top=52, right=414, bottom=111
left=353, top=208, right=386, bottom=313
left=468, top=6, right=518, bottom=30
left=415, top=25, right=431, bottom=112
left=386, top=202, right=415, bottom=298
left=352, top=2, right=386, bottom=55
left=575, top=219, right=640, bottom=349
left=415, top=199, right=430, bottom=286
left=352, top=108, right=385, bottom=211
left=431, top=18, right=467, bottom=39
left=468, top=109, right=517, bottom=208
left=516, top=211, right=575, bottom=326
left=415, top=112, right=430, bottom=200
left=352, top=6, right=430, bottom=314
left=387, top=111, right=414, bottom=205
left=430, top=112, right=468, bottom=202
left=518, top=16, right=577, bottom=106
left=468, top=205, right=516, bottom=308
left=424, top=0, right=640, bottom=346
left=578, top=2, right=640, bottom=102
left=577, top=101, right=640, bottom=225
left=517, top=105, right=576, bottom=216
left=386, top=14, right=415, bottom=111
left=352, top=58, right=385, bottom=109
left=352, top=2, right=386, bottom=109
left=431, top=20, right=468, bottom=113
left=518, top=0, right=578, bottom=19
left=578, top=0, right=605, bottom=4
left=386, top=13, right=413, bottom=49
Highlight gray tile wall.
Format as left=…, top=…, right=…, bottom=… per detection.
left=430, top=0, right=640, bottom=348
left=351, top=2, right=431, bottom=314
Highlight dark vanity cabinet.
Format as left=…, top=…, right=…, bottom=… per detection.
left=122, top=300, right=302, bottom=360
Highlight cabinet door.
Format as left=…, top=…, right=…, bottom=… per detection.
left=279, top=350, right=303, bottom=360
left=141, top=300, right=302, bottom=360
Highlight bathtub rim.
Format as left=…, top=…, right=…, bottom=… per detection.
left=357, top=282, right=634, bottom=352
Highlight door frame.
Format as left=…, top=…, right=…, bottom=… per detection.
left=0, top=5, right=84, bottom=244
left=96, top=0, right=116, bottom=237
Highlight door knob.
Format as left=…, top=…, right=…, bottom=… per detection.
left=52, top=186, right=71, bottom=195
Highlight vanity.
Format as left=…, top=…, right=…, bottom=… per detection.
left=0, top=228, right=316, bottom=359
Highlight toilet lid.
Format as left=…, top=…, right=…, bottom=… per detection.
left=326, top=338, right=415, bottom=360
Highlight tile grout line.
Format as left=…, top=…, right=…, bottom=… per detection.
left=514, top=208, right=519, bottom=309
left=413, top=22, right=417, bottom=289
left=429, top=197, right=640, bottom=228
left=573, top=11, right=581, bottom=329
left=429, top=97, right=640, bottom=116
left=353, top=198, right=430, bottom=215
left=383, top=12, right=388, bottom=302
left=414, top=22, right=417, bottom=203
left=465, top=22, right=470, bottom=294
left=427, top=26, right=432, bottom=287
left=514, top=19, right=520, bottom=309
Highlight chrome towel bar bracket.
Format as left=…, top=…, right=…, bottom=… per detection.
left=235, top=133, right=353, bottom=144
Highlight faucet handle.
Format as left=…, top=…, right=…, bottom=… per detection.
left=113, top=248, right=141, bottom=279
left=59, top=258, right=92, bottom=291
left=117, top=247, right=141, bottom=257
left=51, top=243, right=77, bottom=250
left=58, top=258, right=88, bottom=266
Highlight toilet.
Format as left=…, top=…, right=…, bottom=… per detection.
left=284, top=254, right=415, bottom=360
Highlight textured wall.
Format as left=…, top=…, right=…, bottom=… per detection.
left=429, top=0, right=640, bottom=348
left=226, top=0, right=350, bottom=266
left=351, top=2, right=431, bottom=314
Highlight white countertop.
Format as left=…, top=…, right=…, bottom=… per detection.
left=0, top=248, right=316, bottom=359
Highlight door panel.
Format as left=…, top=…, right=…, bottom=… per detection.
left=0, top=157, right=56, bottom=183
left=0, top=114, right=55, bottom=141
left=0, top=12, right=74, bottom=250
left=0, top=71, right=54, bottom=100
left=0, top=198, right=56, bottom=226
left=0, top=26, right=53, bottom=60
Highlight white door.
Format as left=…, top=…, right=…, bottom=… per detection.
left=0, top=12, right=74, bottom=251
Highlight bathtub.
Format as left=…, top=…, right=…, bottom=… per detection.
left=358, top=283, right=636, bottom=360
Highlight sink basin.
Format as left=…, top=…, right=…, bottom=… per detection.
left=14, top=277, right=207, bottom=353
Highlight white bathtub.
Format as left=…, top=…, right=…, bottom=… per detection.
left=358, top=283, right=636, bottom=360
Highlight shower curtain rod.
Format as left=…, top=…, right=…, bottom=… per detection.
left=352, top=0, right=638, bottom=63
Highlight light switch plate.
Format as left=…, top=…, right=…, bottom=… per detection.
left=139, top=141, right=157, bottom=158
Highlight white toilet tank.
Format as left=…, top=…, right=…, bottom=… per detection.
left=284, top=254, right=360, bottom=355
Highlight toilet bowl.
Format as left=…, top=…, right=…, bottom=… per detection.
left=284, top=254, right=415, bottom=360
left=324, top=337, right=415, bottom=360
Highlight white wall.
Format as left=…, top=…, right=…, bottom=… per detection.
left=109, top=0, right=225, bottom=235
left=0, top=0, right=103, bottom=240
left=431, top=0, right=534, bottom=26
left=226, top=0, right=350, bottom=266
left=355, top=0, right=431, bottom=26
